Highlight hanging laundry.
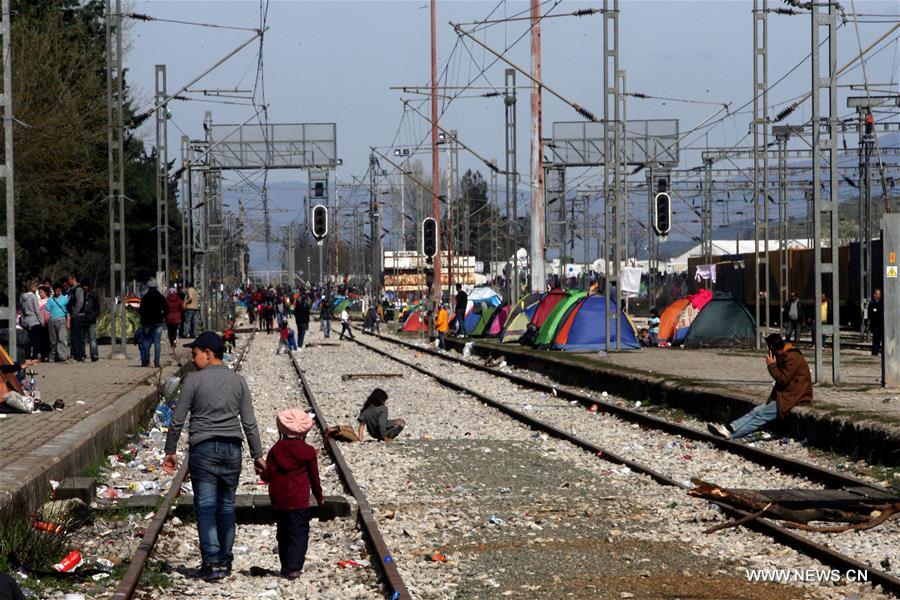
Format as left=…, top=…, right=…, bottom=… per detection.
left=694, top=264, right=717, bottom=284
left=620, top=267, right=643, bottom=298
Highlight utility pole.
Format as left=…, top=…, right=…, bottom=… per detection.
left=1, top=0, right=14, bottom=359
left=399, top=167, right=406, bottom=249
left=285, top=225, right=295, bottom=285
left=504, top=68, right=519, bottom=304
left=702, top=157, right=713, bottom=266
left=430, top=0, right=442, bottom=306
left=753, top=0, right=769, bottom=348
left=529, top=0, right=545, bottom=292
left=106, top=0, right=127, bottom=359
left=155, top=65, right=169, bottom=288
left=811, top=0, right=841, bottom=383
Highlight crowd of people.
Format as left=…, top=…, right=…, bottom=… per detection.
left=18, top=275, right=101, bottom=364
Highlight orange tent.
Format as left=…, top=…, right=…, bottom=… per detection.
left=401, top=310, right=429, bottom=333
left=657, top=298, right=690, bottom=344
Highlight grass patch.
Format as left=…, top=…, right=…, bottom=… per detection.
left=0, top=501, right=78, bottom=595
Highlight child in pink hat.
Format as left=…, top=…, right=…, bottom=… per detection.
left=259, top=409, right=324, bottom=579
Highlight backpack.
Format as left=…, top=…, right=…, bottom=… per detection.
left=82, top=290, right=100, bottom=323
left=324, top=425, right=358, bottom=443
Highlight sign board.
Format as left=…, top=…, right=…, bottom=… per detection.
left=207, top=123, right=337, bottom=170
left=888, top=266, right=898, bottom=278
left=890, top=252, right=896, bottom=264
left=545, top=119, right=679, bottom=167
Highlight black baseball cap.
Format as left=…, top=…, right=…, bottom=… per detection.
left=184, top=331, right=225, bottom=353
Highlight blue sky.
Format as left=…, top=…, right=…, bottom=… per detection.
left=126, top=1, right=900, bottom=267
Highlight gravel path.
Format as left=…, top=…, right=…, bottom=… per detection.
left=370, top=333, right=900, bottom=584
left=296, top=325, right=892, bottom=599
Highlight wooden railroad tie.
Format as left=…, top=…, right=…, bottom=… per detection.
left=689, top=478, right=900, bottom=534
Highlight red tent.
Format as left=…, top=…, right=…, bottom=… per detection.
left=401, top=310, right=429, bottom=333
left=531, top=288, right=568, bottom=328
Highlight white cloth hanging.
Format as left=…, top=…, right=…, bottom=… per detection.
left=620, top=267, right=642, bottom=298
left=694, top=264, right=717, bottom=284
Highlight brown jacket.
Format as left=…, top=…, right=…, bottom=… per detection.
left=766, top=344, right=813, bottom=418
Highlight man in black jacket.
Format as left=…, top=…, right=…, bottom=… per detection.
left=294, top=295, right=311, bottom=349
left=454, top=284, right=468, bottom=337
left=139, top=278, right=168, bottom=367
left=869, top=289, right=883, bottom=356
left=67, top=274, right=86, bottom=362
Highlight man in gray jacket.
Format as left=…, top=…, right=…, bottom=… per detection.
left=163, top=332, right=265, bottom=581
left=19, top=280, right=42, bottom=361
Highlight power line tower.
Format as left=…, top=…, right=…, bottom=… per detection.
left=603, top=0, right=622, bottom=351
left=1, top=0, right=15, bottom=359
left=753, top=0, right=770, bottom=348
left=155, top=64, right=169, bottom=287
left=811, top=0, right=841, bottom=383
left=504, top=68, right=519, bottom=304
left=106, top=0, right=127, bottom=359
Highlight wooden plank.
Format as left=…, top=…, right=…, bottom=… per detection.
left=341, top=373, right=404, bottom=381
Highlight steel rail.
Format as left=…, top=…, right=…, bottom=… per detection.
left=113, top=333, right=256, bottom=600
left=287, top=351, right=410, bottom=600
left=369, top=331, right=889, bottom=494
left=351, top=334, right=900, bottom=597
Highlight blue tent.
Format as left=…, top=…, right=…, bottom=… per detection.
left=550, top=294, right=640, bottom=352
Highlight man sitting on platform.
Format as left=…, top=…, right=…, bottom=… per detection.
left=707, top=333, right=812, bottom=440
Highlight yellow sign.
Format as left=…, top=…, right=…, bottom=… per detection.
left=891, top=252, right=897, bottom=264
left=887, top=266, right=898, bottom=278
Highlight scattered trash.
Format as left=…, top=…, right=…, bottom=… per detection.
left=498, top=487, right=511, bottom=494
left=76, top=401, right=85, bottom=405
left=488, top=515, right=504, bottom=525
left=33, top=521, right=63, bottom=535
left=52, top=550, right=83, bottom=573
left=634, top=401, right=642, bottom=409
left=383, top=555, right=394, bottom=564
left=233, top=545, right=250, bottom=554
left=429, top=552, right=447, bottom=562
left=601, top=391, right=609, bottom=398
left=778, top=437, right=790, bottom=445
left=589, top=404, right=599, bottom=413
left=522, top=404, right=533, bottom=411
left=338, top=560, right=363, bottom=569
left=91, top=573, right=109, bottom=581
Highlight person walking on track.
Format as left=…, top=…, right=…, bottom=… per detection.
left=454, top=283, right=468, bottom=337
left=339, top=306, right=355, bottom=340
left=163, top=332, right=265, bottom=582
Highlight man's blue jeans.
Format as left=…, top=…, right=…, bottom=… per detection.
left=729, top=402, right=778, bottom=439
left=189, top=439, right=242, bottom=566
left=455, top=309, right=467, bottom=336
left=139, top=324, right=164, bottom=366
left=87, top=322, right=98, bottom=360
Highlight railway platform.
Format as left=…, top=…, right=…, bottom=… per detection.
left=435, top=334, right=900, bottom=466
left=0, top=347, right=190, bottom=511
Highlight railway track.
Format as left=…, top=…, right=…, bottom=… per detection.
left=352, top=330, right=900, bottom=597
left=109, top=331, right=409, bottom=600
left=111, top=332, right=256, bottom=600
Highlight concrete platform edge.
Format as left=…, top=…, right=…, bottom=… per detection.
left=442, top=336, right=900, bottom=466
left=0, top=365, right=187, bottom=514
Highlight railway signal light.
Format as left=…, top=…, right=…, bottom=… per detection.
left=865, top=112, right=874, bottom=136
left=312, top=204, right=328, bottom=239
left=313, top=181, right=325, bottom=198
left=422, top=217, right=437, bottom=258
left=653, top=175, right=672, bottom=237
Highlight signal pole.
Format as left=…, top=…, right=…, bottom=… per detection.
left=752, top=0, right=770, bottom=348
left=529, top=0, right=545, bottom=292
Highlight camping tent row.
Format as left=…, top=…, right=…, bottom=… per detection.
left=400, top=288, right=641, bottom=352
left=656, top=290, right=756, bottom=348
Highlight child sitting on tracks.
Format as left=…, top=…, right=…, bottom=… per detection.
left=275, top=322, right=297, bottom=354
left=259, top=409, right=325, bottom=580
left=356, top=388, right=405, bottom=444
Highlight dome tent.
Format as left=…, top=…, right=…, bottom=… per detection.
left=683, top=292, right=756, bottom=348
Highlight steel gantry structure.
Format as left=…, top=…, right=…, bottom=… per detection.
left=0, top=0, right=14, bottom=358
left=106, top=0, right=128, bottom=359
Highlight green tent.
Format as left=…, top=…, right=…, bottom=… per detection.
left=683, top=292, right=756, bottom=348
left=470, top=306, right=496, bottom=337
left=499, top=292, right=543, bottom=343
left=95, top=306, right=141, bottom=340
left=533, top=290, right=588, bottom=347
